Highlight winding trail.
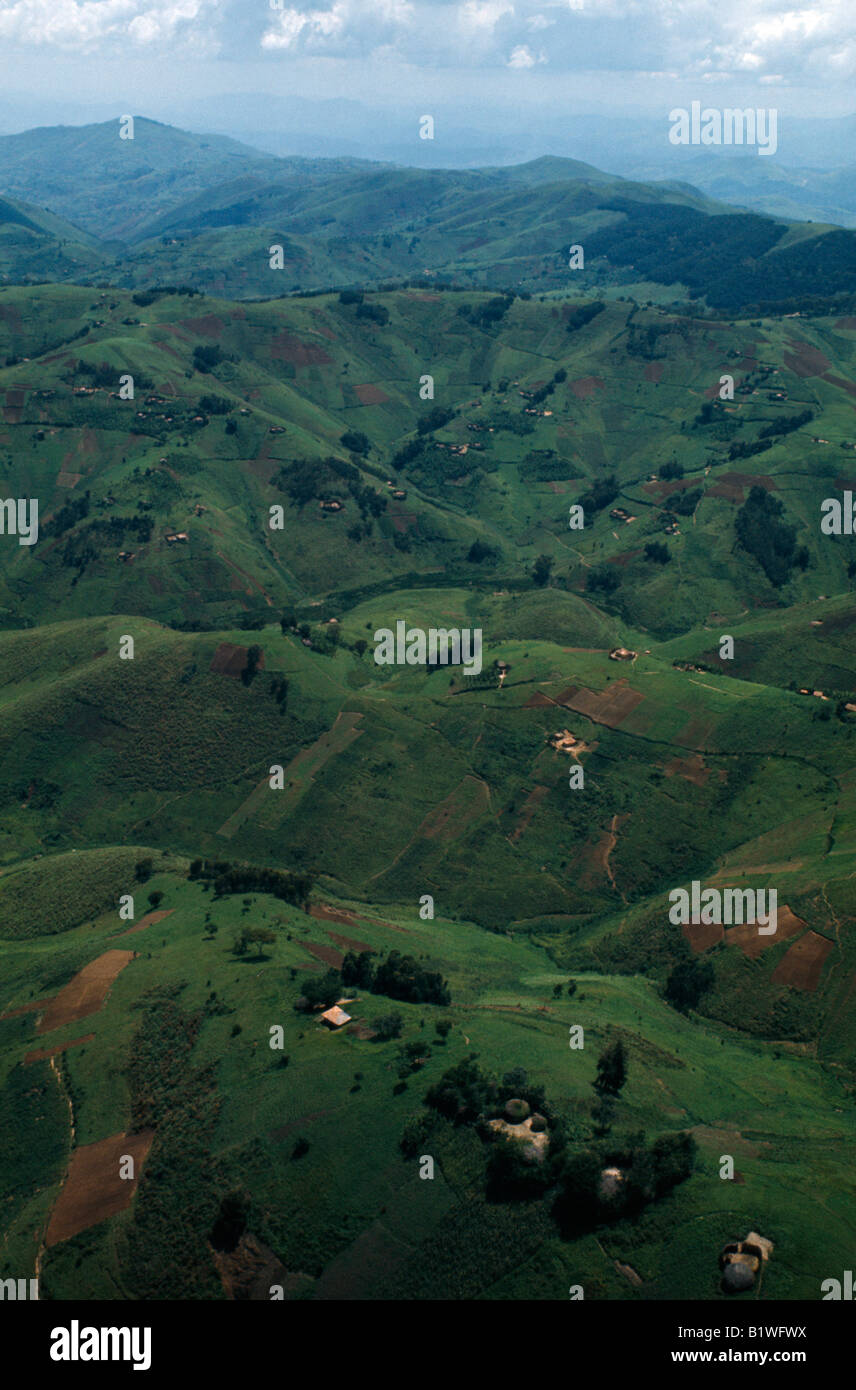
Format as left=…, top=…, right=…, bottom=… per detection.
left=33, top=1054, right=77, bottom=1285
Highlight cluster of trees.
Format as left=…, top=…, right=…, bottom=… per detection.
left=645, top=541, right=671, bottom=565
left=758, top=408, right=813, bottom=441
left=457, top=294, right=514, bottom=329
left=577, top=472, right=619, bottom=515
left=133, top=285, right=201, bottom=305
left=518, top=450, right=578, bottom=483
left=554, top=1130, right=696, bottom=1235
left=340, top=429, right=370, bottom=456
left=525, top=367, right=567, bottom=407
left=666, top=487, right=702, bottom=517
left=664, top=956, right=715, bottom=1013
left=417, top=406, right=456, bottom=436
left=269, top=675, right=289, bottom=710
left=565, top=301, right=605, bottom=333
left=198, top=393, right=232, bottom=416
left=57, top=511, right=154, bottom=574
left=294, top=949, right=450, bottom=1016
left=626, top=320, right=679, bottom=360
left=727, top=437, right=773, bottom=462
left=466, top=539, right=499, bottom=564
left=424, top=1058, right=551, bottom=1128
left=75, top=359, right=153, bottom=390
left=187, top=858, right=313, bottom=906
left=735, top=485, right=809, bottom=587
left=532, top=553, right=554, bottom=587
left=587, top=563, right=621, bottom=595
left=192, top=343, right=225, bottom=373
left=585, top=200, right=787, bottom=311
left=43, top=492, right=90, bottom=538
left=240, top=644, right=262, bottom=686
left=337, top=289, right=389, bottom=324
left=277, top=455, right=387, bottom=527
left=356, top=301, right=389, bottom=326
left=341, top=948, right=451, bottom=1006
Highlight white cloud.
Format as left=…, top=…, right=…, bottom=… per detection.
left=459, top=1, right=514, bottom=34
left=0, top=0, right=219, bottom=49
left=261, top=0, right=414, bottom=53
left=507, top=42, right=544, bottom=66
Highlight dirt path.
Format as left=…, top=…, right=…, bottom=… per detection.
left=50, top=1054, right=75, bottom=1144
left=34, top=1054, right=77, bottom=1283
left=603, top=814, right=621, bottom=891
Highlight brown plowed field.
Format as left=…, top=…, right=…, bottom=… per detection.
left=115, top=909, right=174, bottom=937
left=772, top=931, right=834, bottom=991
left=354, top=384, right=390, bottom=404
left=563, top=681, right=645, bottom=727
left=299, top=941, right=344, bottom=968
left=45, top=1129, right=155, bottom=1247
left=36, top=951, right=136, bottom=1034
left=210, top=641, right=266, bottom=676
left=24, top=1034, right=94, bottom=1065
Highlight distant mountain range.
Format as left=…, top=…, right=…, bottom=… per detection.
left=3, top=118, right=856, bottom=315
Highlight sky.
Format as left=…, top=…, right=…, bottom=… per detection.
left=0, top=1, right=853, bottom=146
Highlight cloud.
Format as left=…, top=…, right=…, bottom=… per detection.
left=507, top=43, right=544, bottom=66
left=459, top=0, right=514, bottom=32
left=1, top=0, right=854, bottom=90
left=261, top=0, right=415, bottom=54
left=0, top=0, right=220, bottom=50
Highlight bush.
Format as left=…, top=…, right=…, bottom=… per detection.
left=372, top=1012, right=404, bottom=1041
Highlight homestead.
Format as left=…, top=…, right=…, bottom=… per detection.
left=719, top=1232, right=773, bottom=1293
left=320, top=1005, right=352, bottom=1029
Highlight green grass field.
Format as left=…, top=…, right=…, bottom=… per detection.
left=1, top=281, right=855, bottom=1301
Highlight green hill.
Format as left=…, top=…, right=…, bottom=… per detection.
left=1, top=213, right=855, bottom=1302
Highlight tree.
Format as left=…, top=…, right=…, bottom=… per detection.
left=665, top=957, right=714, bottom=1013
left=340, top=429, right=370, bottom=456
left=147, top=890, right=164, bottom=908
left=593, top=1039, right=627, bottom=1097
left=299, top=968, right=342, bottom=1010
left=353, top=638, right=367, bottom=659
left=532, top=553, right=554, bottom=587
left=242, top=645, right=262, bottom=686
left=645, top=541, right=671, bottom=565
left=372, top=1012, right=403, bottom=1041
left=245, top=926, right=276, bottom=959
left=587, top=563, right=621, bottom=594
left=341, top=949, right=375, bottom=989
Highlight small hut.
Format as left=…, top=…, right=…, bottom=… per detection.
left=320, top=1005, right=351, bottom=1029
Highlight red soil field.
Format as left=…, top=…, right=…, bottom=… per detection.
left=115, top=908, right=174, bottom=937
left=210, top=642, right=265, bottom=677
left=24, top=1034, right=94, bottom=1065
left=45, top=1129, right=155, bottom=1247
left=299, top=941, right=344, bottom=968
left=36, top=950, right=136, bottom=1034
left=772, top=930, right=834, bottom=991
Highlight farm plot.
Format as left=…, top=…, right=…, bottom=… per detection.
left=36, top=951, right=136, bottom=1034
left=45, top=1128, right=155, bottom=1247
left=217, top=710, right=364, bottom=837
